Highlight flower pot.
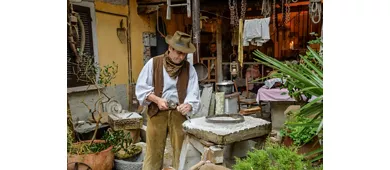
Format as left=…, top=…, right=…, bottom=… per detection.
left=67, top=140, right=114, bottom=170
left=282, top=136, right=321, bottom=160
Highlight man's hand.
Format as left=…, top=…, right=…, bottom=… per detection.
left=157, top=98, right=169, bottom=110
left=177, top=103, right=192, bottom=115
left=146, top=93, right=169, bottom=110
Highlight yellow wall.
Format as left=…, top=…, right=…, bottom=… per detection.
left=129, top=0, right=156, bottom=81
left=129, top=2, right=190, bottom=81
left=93, top=0, right=190, bottom=82
left=95, top=1, right=129, bottom=85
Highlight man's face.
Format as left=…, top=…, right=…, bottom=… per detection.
left=210, top=44, right=216, bottom=53
left=168, top=46, right=187, bottom=64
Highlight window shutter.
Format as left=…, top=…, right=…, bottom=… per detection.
left=67, top=5, right=95, bottom=88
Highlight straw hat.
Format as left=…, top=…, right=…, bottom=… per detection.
left=165, top=31, right=196, bottom=53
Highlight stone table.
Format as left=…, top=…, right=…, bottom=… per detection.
left=178, top=116, right=271, bottom=170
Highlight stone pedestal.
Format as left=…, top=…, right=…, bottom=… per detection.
left=108, top=112, right=143, bottom=144
left=178, top=116, right=271, bottom=170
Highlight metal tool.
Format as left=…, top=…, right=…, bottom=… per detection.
left=167, top=99, right=191, bottom=122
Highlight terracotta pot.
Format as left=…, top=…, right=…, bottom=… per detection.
left=67, top=140, right=114, bottom=170
left=282, top=136, right=321, bottom=159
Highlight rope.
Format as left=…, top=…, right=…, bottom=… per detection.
left=240, top=0, right=247, bottom=20
left=228, top=0, right=237, bottom=26
left=285, top=0, right=291, bottom=24
left=273, top=0, right=276, bottom=31
left=262, top=0, right=271, bottom=18
left=309, top=0, right=322, bottom=24
left=281, top=0, right=284, bottom=24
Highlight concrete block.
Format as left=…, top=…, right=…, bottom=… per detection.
left=231, top=140, right=256, bottom=158
left=209, top=145, right=224, bottom=164
left=270, top=101, right=295, bottom=130
left=108, top=112, right=143, bottom=131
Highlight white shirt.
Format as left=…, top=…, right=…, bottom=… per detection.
left=135, top=58, right=200, bottom=115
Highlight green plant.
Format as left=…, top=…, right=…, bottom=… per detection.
left=67, top=54, right=119, bottom=155
left=233, top=141, right=318, bottom=170
left=252, top=36, right=323, bottom=162
left=68, top=141, right=111, bottom=155
left=67, top=129, right=142, bottom=158
left=103, top=128, right=142, bottom=159
left=280, top=115, right=319, bottom=146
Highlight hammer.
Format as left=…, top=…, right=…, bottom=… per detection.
left=167, top=99, right=191, bottom=123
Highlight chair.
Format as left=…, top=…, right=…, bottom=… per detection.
left=233, top=80, right=262, bottom=117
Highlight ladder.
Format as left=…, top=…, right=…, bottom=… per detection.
left=166, top=0, right=191, bottom=20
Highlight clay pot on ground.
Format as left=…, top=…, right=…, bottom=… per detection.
left=67, top=140, right=114, bottom=170
left=282, top=136, right=321, bottom=160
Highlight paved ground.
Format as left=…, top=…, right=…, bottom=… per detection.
left=163, top=135, right=174, bottom=168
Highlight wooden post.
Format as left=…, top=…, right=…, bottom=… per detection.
left=192, top=0, right=200, bottom=64
left=216, top=16, right=223, bottom=82
left=127, top=0, right=133, bottom=111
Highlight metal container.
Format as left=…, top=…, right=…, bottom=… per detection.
left=224, top=92, right=239, bottom=114
left=194, top=63, right=208, bottom=81
left=216, top=80, right=235, bottom=94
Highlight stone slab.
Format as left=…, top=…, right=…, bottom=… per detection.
left=74, top=123, right=109, bottom=134
left=215, top=92, right=225, bottom=115
left=208, top=93, right=216, bottom=116
left=183, top=116, right=271, bottom=145
left=195, top=84, right=213, bottom=118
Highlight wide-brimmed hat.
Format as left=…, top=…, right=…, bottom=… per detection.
left=165, top=31, right=196, bottom=53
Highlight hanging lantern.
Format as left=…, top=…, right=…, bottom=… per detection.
left=230, top=61, right=239, bottom=77
left=289, top=41, right=294, bottom=50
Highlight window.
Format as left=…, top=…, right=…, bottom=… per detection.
left=67, top=5, right=95, bottom=88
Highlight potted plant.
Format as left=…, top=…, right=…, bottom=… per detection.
left=252, top=35, right=323, bottom=163
left=103, top=128, right=142, bottom=160
left=280, top=114, right=321, bottom=161
left=67, top=54, right=119, bottom=170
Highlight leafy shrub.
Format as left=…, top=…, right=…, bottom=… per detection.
left=233, top=142, right=315, bottom=170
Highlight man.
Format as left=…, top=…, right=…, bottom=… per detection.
left=208, top=42, right=217, bottom=57
left=136, top=31, right=200, bottom=170
left=245, top=64, right=262, bottom=93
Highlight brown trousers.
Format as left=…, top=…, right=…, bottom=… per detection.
left=143, top=109, right=186, bottom=170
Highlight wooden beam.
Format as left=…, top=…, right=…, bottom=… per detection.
left=137, top=0, right=184, bottom=5
left=245, top=5, right=309, bottom=17
left=137, top=4, right=161, bottom=15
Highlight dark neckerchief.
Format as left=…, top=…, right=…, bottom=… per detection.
left=163, top=51, right=185, bottom=78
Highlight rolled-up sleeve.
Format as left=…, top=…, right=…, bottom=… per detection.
left=135, top=59, right=154, bottom=106
left=184, top=64, right=200, bottom=115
